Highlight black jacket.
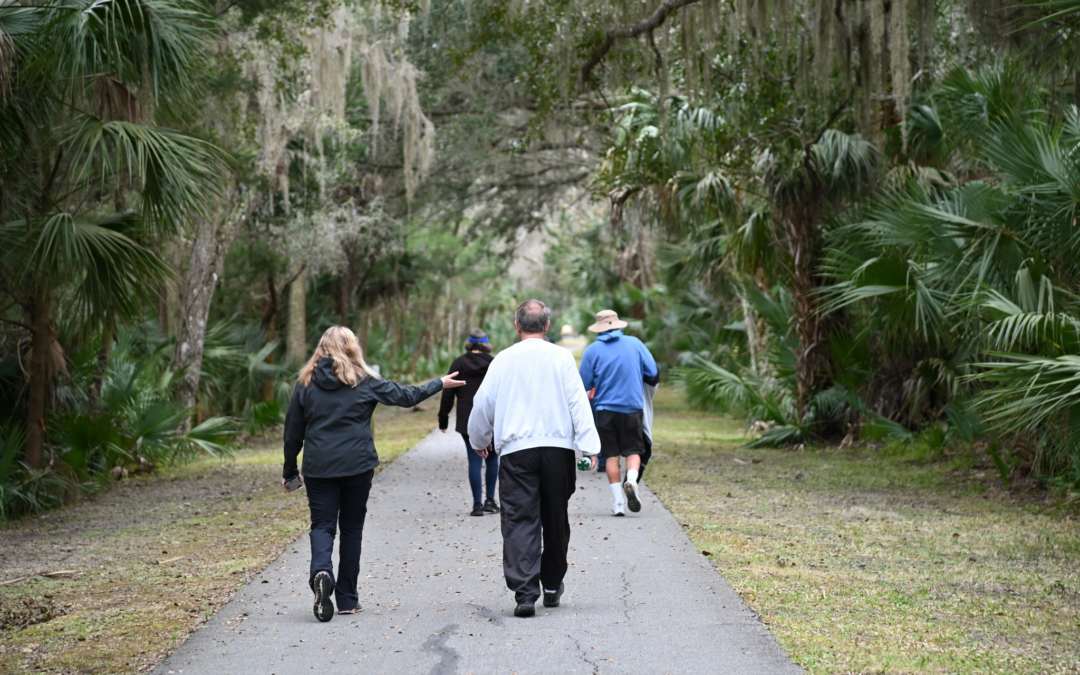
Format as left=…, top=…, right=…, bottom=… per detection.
left=283, top=358, right=443, bottom=479
left=437, top=351, right=494, bottom=434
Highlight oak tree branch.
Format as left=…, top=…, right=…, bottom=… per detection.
left=580, top=0, right=706, bottom=85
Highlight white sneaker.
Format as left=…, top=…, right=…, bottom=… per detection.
left=611, top=502, right=626, bottom=517
left=623, top=480, right=641, bottom=513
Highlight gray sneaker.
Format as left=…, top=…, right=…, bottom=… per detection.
left=313, top=571, right=334, bottom=622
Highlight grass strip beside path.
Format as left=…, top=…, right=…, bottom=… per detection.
left=0, top=405, right=436, bottom=674
left=647, top=388, right=1080, bottom=675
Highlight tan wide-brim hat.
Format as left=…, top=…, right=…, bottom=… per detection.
left=588, top=309, right=628, bottom=333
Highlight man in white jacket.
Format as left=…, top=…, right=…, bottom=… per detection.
left=468, top=299, right=601, bottom=618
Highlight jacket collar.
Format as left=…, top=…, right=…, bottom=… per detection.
left=597, top=329, right=623, bottom=343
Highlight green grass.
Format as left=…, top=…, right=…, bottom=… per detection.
left=0, top=404, right=437, bottom=674
left=647, top=388, right=1080, bottom=675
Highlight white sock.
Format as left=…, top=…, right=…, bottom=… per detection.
left=610, top=482, right=624, bottom=503
left=544, top=588, right=558, bottom=593
left=626, top=469, right=639, bottom=484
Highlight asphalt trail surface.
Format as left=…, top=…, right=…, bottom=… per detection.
left=155, top=426, right=799, bottom=675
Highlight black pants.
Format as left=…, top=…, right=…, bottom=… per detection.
left=305, top=470, right=374, bottom=611
left=498, top=446, right=576, bottom=603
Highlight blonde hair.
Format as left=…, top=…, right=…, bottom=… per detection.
left=298, top=326, right=380, bottom=388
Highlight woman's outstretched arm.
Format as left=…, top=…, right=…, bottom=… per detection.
left=370, top=373, right=464, bottom=409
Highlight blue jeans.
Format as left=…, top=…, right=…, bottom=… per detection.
left=304, top=470, right=374, bottom=612
left=460, top=433, right=498, bottom=503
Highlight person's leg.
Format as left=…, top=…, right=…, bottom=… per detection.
left=597, top=410, right=625, bottom=512
left=499, top=448, right=543, bottom=605
left=637, top=434, right=652, bottom=483
left=305, top=476, right=340, bottom=592
left=605, top=455, right=622, bottom=482
left=462, top=433, right=483, bottom=506
left=334, top=469, right=374, bottom=612
left=484, top=452, right=499, bottom=502
left=538, top=447, right=576, bottom=594
left=619, top=411, right=646, bottom=512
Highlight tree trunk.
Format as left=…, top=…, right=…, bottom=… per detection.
left=740, top=292, right=759, bottom=377
left=171, top=188, right=262, bottom=430
left=783, top=201, right=831, bottom=421
left=261, top=271, right=279, bottom=401
left=286, top=266, right=307, bottom=364
left=359, top=303, right=371, bottom=353
left=336, top=274, right=350, bottom=327
left=24, top=288, right=53, bottom=471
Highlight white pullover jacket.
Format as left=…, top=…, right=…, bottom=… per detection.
left=467, top=337, right=601, bottom=458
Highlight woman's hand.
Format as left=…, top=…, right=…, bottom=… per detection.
left=441, top=371, right=466, bottom=389
left=475, top=444, right=493, bottom=459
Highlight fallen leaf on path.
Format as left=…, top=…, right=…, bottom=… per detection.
left=733, top=458, right=749, bottom=465
left=702, top=551, right=713, bottom=556
left=157, top=557, right=184, bottom=565
left=40, top=570, right=79, bottom=577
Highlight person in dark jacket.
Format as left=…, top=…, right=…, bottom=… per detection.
left=283, top=326, right=464, bottom=622
left=438, top=329, right=497, bottom=517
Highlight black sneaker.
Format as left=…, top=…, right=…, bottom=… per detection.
left=470, top=502, right=485, bottom=516
left=514, top=600, right=535, bottom=617
left=483, top=498, right=499, bottom=514
left=543, top=583, right=564, bottom=608
left=313, top=571, right=334, bottom=622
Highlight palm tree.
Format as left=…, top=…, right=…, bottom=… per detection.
left=0, top=1, right=226, bottom=470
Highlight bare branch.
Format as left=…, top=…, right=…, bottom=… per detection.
left=0, top=316, right=34, bottom=332
left=580, top=0, right=706, bottom=85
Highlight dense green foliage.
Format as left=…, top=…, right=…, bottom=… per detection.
left=3, top=0, right=1080, bottom=519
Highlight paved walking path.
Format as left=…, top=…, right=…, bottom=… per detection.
left=155, top=428, right=799, bottom=675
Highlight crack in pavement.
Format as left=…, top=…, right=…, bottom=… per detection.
left=423, top=623, right=460, bottom=675
left=568, top=629, right=602, bottom=675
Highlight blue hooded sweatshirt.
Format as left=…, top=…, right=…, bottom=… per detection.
left=580, top=329, right=659, bottom=414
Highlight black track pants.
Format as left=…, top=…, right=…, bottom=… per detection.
left=498, top=446, right=577, bottom=604
left=305, top=470, right=374, bottom=612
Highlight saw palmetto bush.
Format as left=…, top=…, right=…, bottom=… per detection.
left=0, top=326, right=234, bottom=520
left=820, top=61, right=1080, bottom=482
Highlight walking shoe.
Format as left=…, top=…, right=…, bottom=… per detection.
left=611, top=502, right=625, bottom=517
left=623, top=480, right=641, bottom=513
left=470, top=502, right=485, bottom=516
left=313, top=571, right=334, bottom=622
left=483, top=498, right=500, bottom=514
left=543, top=583, right=565, bottom=608
left=514, top=600, right=535, bottom=617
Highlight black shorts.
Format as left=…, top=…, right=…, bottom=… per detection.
left=596, top=409, right=645, bottom=458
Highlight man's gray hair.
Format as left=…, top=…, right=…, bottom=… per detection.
left=515, top=299, right=550, bottom=335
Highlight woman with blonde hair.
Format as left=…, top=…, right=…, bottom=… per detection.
left=282, top=326, right=463, bottom=622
